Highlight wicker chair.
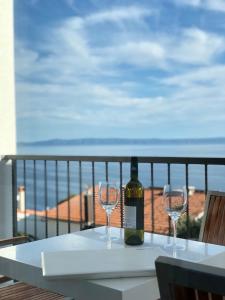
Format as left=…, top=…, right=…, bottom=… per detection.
left=199, top=191, right=225, bottom=245
left=0, top=236, right=68, bottom=299
left=155, top=256, right=225, bottom=300
left=155, top=191, right=225, bottom=300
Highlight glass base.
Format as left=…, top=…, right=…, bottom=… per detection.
left=164, top=243, right=185, bottom=250
left=99, top=235, right=118, bottom=241
left=99, top=226, right=119, bottom=241
left=163, top=243, right=185, bottom=258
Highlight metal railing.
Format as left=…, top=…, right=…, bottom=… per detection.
left=4, top=155, right=225, bottom=240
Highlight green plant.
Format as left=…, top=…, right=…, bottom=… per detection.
left=176, top=214, right=202, bottom=240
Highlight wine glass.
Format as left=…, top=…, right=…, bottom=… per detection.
left=163, top=184, right=187, bottom=250
left=98, top=181, right=119, bottom=242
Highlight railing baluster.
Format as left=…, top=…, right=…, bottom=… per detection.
left=33, top=160, right=37, bottom=239
left=92, top=161, right=96, bottom=227
left=105, top=162, right=109, bottom=181
left=23, top=160, right=27, bottom=235
left=167, top=163, right=171, bottom=236
left=150, top=163, right=154, bottom=233
left=105, top=161, right=109, bottom=226
left=67, top=161, right=71, bottom=233
left=79, top=161, right=83, bottom=230
left=185, top=163, right=190, bottom=238
left=205, top=164, right=208, bottom=197
left=12, top=160, right=18, bottom=237
left=44, top=160, right=48, bottom=238
left=119, top=162, right=123, bottom=228
left=167, top=163, right=171, bottom=184
left=55, top=160, right=59, bottom=236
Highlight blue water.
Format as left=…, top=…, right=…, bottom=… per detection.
left=17, top=144, right=225, bottom=210
left=17, top=143, right=225, bottom=157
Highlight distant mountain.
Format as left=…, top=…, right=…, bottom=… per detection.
left=18, top=137, right=225, bottom=146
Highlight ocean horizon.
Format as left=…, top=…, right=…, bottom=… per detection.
left=18, top=142, right=225, bottom=157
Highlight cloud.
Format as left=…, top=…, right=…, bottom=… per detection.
left=162, top=65, right=225, bottom=87
left=15, top=3, right=225, bottom=139
left=85, top=6, right=153, bottom=24
left=16, top=6, right=158, bottom=83
left=15, top=41, right=39, bottom=77
left=98, top=41, right=166, bottom=69
left=159, top=64, right=225, bottom=124
left=18, top=65, right=225, bottom=131
left=97, top=27, right=225, bottom=69
left=64, top=0, right=76, bottom=7
left=174, top=0, right=225, bottom=12
left=16, top=6, right=225, bottom=83
left=168, top=28, right=225, bottom=65
left=208, top=0, right=225, bottom=12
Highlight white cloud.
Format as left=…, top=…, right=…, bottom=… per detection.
left=16, top=5, right=225, bottom=84
left=159, top=64, right=225, bottom=123
left=87, top=84, right=164, bottom=108
left=16, top=6, right=160, bottom=82
left=15, top=4, right=225, bottom=139
left=17, top=65, right=225, bottom=133
left=97, top=27, right=225, bottom=69
left=174, top=0, right=201, bottom=7
left=15, top=41, right=39, bottom=76
left=162, top=65, right=225, bottom=86
left=99, top=41, right=166, bottom=68
left=64, top=0, right=76, bottom=7
left=207, top=0, right=225, bottom=12
left=16, top=76, right=167, bottom=127
left=168, top=28, right=225, bottom=65
left=174, top=0, right=225, bottom=12
left=85, top=6, right=153, bottom=24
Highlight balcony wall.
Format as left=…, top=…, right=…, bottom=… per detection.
left=0, top=161, right=13, bottom=238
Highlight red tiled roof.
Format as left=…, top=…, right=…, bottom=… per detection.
left=19, top=189, right=205, bottom=234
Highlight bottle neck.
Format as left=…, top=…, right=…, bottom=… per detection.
left=130, top=158, right=138, bottom=181
left=131, top=171, right=138, bottom=181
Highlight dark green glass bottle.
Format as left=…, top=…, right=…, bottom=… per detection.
left=124, top=157, right=144, bottom=245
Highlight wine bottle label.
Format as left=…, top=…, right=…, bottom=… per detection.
left=124, top=206, right=136, bottom=229
left=124, top=199, right=144, bottom=230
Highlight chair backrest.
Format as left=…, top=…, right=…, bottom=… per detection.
left=199, top=191, right=225, bottom=245
left=155, top=256, right=225, bottom=300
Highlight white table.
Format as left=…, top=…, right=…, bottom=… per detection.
left=0, top=227, right=225, bottom=300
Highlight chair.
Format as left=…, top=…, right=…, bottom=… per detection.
left=0, top=282, right=65, bottom=299
left=155, top=256, right=225, bottom=300
left=0, top=236, right=67, bottom=299
left=199, top=191, right=225, bottom=245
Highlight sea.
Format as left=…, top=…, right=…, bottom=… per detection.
left=17, top=143, right=225, bottom=210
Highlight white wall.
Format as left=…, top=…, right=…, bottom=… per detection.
left=0, top=0, right=16, bottom=154
left=0, top=0, right=16, bottom=238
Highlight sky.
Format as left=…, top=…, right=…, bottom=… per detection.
left=14, top=0, right=225, bottom=142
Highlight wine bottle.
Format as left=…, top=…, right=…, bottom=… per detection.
left=124, top=157, right=144, bottom=245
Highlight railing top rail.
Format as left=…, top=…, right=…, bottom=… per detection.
left=3, top=155, right=225, bottom=165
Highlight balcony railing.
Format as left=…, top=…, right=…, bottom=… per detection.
left=4, top=155, right=225, bottom=240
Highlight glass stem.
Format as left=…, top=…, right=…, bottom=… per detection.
left=172, top=220, right=177, bottom=246
left=107, top=213, right=111, bottom=228
left=107, top=213, right=111, bottom=240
